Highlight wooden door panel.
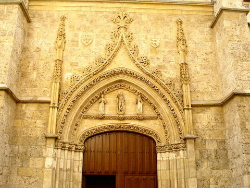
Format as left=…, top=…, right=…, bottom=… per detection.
left=82, top=132, right=157, bottom=188
left=124, top=176, right=157, bottom=188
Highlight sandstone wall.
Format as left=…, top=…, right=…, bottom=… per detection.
left=223, top=96, right=250, bottom=188
left=0, top=5, right=27, bottom=94
left=193, top=106, right=231, bottom=188
left=19, top=2, right=220, bottom=102
left=213, top=11, right=250, bottom=96
left=0, top=3, right=28, bottom=188
left=0, top=92, right=17, bottom=187
left=0, top=1, right=249, bottom=188
left=212, top=10, right=250, bottom=188
left=8, top=103, right=49, bottom=188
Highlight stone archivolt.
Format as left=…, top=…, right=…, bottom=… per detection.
left=78, top=124, right=161, bottom=145
left=56, top=10, right=186, bottom=150
left=70, top=82, right=170, bottom=143
left=57, top=69, right=185, bottom=144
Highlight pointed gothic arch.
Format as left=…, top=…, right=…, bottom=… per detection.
left=56, top=68, right=185, bottom=146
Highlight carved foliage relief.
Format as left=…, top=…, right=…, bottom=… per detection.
left=70, top=82, right=170, bottom=143
left=56, top=10, right=186, bottom=148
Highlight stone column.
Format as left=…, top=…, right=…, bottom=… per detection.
left=50, top=143, right=84, bottom=188
left=157, top=148, right=194, bottom=188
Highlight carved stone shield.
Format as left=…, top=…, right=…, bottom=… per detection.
left=150, top=36, right=160, bottom=48
left=82, top=34, right=93, bottom=46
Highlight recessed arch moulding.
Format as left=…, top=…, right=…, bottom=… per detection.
left=56, top=63, right=186, bottom=150
left=55, top=9, right=186, bottom=151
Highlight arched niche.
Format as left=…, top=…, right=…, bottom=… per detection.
left=56, top=68, right=185, bottom=146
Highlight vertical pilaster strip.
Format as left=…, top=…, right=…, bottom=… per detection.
left=62, top=144, right=69, bottom=188
left=185, top=135, right=198, bottom=188
left=73, top=145, right=84, bottom=188
left=47, top=15, right=66, bottom=135
left=69, top=146, right=75, bottom=188
left=54, top=145, right=62, bottom=188
left=176, top=19, right=193, bottom=135
left=44, top=16, right=66, bottom=188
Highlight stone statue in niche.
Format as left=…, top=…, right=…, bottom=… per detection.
left=99, top=94, right=106, bottom=114
left=136, top=94, right=143, bottom=114
left=117, top=92, right=125, bottom=115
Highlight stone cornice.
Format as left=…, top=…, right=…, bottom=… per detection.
left=0, top=84, right=50, bottom=103
left=30, top=0, right=213, bottom=6
left=0, top=0, right=31, bottom=23
left=210, top=7, right=250, bottom=28
left=192, top=90, right=250, bottom=106
left=1, top=85, right=249, bottom=105
left=30, top=0, right=213, bottom=15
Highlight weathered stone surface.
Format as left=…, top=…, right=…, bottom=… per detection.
left=0, top=0, right=249, bottom=188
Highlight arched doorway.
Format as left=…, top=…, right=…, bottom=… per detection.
left=82, top=131, right=157, bottom=188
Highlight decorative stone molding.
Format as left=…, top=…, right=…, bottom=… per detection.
left=81, top=114, right=158, bottom=120
left=57, top=69, right=185, bottom=143
left=176, top=19, right=193, bottom=135
left=47, top=16, right=66, bottom=134
left=56, top=10, right=185, bottom=145
left=210, top=7, right=250, bottom=28
left=81, top=34, right=93, bottom=46
left=176, top=18, right=187, bottom=55
left=78, top=124, right=162, bottom=145
left=150, top=36, right=160, bottom=48
left=55, top=141, right=85, bottom=152
left=54, top=15, right=66, bottom=82
left=58, top=10, right=182, bottom=112
left=58, top=68, right=184, bottom=123
left=177, top=19, right=190, bottom=85
left=112, top=8, right=133, bottom=29
left=156, top=143, right=186, bottom=152
left=70, top=82, right=170, bottom=143
left=180, top=62, right=190, bottom=85
left=0, top=0, right=31, bottom=23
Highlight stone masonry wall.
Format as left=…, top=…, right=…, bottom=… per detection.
left=0, top=4, right=27, bottom=94
left=213, top=11, right=250, bottom=187
left=0, top=92, right=17, bottom=188
left=193, top=106, right=231, bottom=188
left=0, top=4, right=28, bottom=188
left=7, top=103, right=49, bottom=188
left=213, top=12, right=250, bottom=97
left=19, top=3, right=220, bottom=101
left=224, top=96, right=250, bottom=188
left=0, top=1, right=249, bottom=188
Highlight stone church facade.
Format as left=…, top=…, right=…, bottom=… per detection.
left=0, top=0, right=250, bottom=188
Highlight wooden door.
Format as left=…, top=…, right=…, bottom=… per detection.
left=82, top=132, right=157, bottom=188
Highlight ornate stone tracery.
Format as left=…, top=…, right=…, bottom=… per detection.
left=176, top=18, right=194, bottom=135
left=41, top=10, right=202, bottom=188
left=69, top=82, right=171, bottom=143
left=57, top=69, right=184, bottom=144
left=56, top=10, right=186, bottom=152
left=78, top=124, right=161, bottom=145
left=58, top=11, right=183, bottom=117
